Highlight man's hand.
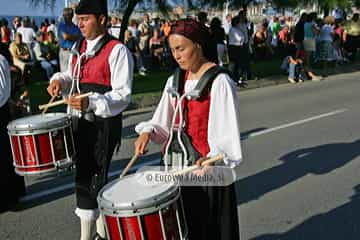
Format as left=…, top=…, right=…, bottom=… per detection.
left=65, top=94, right=89, bottom=111
left=47, top=79, right=62, bottom=97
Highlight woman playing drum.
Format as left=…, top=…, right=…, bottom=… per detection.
left=134, top=19, right=242, bottom=240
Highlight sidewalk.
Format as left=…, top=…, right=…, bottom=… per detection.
left=126, top=62, right=360, bottom=112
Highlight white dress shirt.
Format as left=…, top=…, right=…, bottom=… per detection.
left=50, top=34, right=134, bottom=117
left=228, top=24, right=248, bottom=46
left=0, top=55, right=11, bottom=108
left=16, top=26, right=36, bottom=44
left=135, top=73, right=243, bottom=167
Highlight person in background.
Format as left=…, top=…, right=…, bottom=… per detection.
left=57, top=7, right=81, bottom=72
left=210, top=17, right=227, bottom=66
left=138, top=13, right=152, bottom=56
left=16, top=16, right=36, bottom=52
left=30, top=18, right=38, bottom=33
left=318, top=16, right=336, bottom=76
left=9, top=32, right=33, bottom=75
left=124, top=30, right=146, bottom=75
left=223, top=14, right=232, bottom=36
left=149, top=28, right=164, bottom=67
left=47, top=19, right=57, bottom=39
left=271, top=16, right=281, bottom=48
left=108, top=15, right=121, bottom=39
left=197, top=11, right=208, bottom=27
left=32, top=32, right=54, bottom=79
left=343, top=13, right=360, bottom=62
left=1, top=18, right=11, bottom=46
left=44, top=31, right=59, bottom=69
left=47, top=0, right=134, bottom=239
left=11, top=16, right=21, bottom=41
left=303, top=12, right=320, bottom=77
left=294, top=13, right=307, bottom=58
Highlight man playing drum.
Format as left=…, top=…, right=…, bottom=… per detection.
left=0, top=53, right=26, bottom=212
left=46, top=0, right=133, bottom=239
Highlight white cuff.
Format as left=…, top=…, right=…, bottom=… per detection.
left=87, top=94, right=98, bottom=112
left=75, top=208, right=99, bottom=221
left=135, top=122, right=154, bottom=135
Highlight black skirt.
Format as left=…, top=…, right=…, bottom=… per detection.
left=181, top=183, right=240, bottom=240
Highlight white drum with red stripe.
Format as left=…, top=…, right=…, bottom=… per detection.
left=7, top=113, right=75, bottom=176
left=97, top=173, right=188, bottom=240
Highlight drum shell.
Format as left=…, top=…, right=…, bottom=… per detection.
left=7, top=113, right=75, bottom=176
left=98, top=176, right=188, bottom=240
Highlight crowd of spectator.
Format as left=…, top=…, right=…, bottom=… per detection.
left=1, top=7, right=360, bottom=115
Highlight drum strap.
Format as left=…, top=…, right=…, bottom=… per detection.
left=73, top=34, right=117, bottom=57
left=171, top=65, right=231, bottom=99
left=165, top=65, right=231, bottom=166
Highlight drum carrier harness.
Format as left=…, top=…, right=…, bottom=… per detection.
left=163, top=65, right=230, bottom=170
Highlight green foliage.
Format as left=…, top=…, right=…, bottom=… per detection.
left=272, top=0, right=298, bottom=8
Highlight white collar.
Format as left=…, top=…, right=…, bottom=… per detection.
left=85, top=34, right=104, bottom=54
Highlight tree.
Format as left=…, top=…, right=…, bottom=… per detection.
left=197, top=0, right=257, bottom=13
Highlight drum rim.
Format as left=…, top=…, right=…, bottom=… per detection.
left=99, top=188, right=181, bottom=217
left=13, top=157, right=74, bottom=175
left=7, top=113, right=71, bottom=132
left=97, top=176, right=180, bottom=212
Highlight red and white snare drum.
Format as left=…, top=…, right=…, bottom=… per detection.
left=7, top=113, right=75, bottom=176
left=98, top=173, right=188, bottom=240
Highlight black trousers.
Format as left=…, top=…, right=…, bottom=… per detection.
left=228, top=44, right=251, bottom=82
left=181, top=184, right=240, bottom=240
left=344, top=35, right=360, bottom=61
left=0, top=103, right=26, bottom=211
left=74, top=114, right=122, bottom=209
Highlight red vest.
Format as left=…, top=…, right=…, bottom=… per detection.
left=182, top=79, right=211, bottom=158
left=71, top=37, right=119, bottom=87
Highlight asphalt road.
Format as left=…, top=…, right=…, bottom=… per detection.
left=1, top=70, right=360, bottom=240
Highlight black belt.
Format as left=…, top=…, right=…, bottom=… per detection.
left=61, top=48, right=70, bottom=51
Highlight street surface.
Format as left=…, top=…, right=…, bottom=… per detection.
left=1, top=70, right=360, bottom=240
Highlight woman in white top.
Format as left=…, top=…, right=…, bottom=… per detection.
left=134, top=19, right=242, bottom=240
left=318, top=16, right=336, bottom=75
left=228, top=13, right=250, bottom=85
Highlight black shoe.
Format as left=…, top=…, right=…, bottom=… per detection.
left=237, top=81, right=248, bottom=88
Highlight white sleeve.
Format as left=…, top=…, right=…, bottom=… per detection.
left=135, top=76, right=175, bottom=144
left=0, top=56, right=11, bottom=107
left=86, top=43, right=134, bottom=117
left=207, top=73, right=243, bottom=168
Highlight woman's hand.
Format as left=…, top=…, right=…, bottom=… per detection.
left=192, top=156, right=214, bottom=176
left=134, top=132, right=151, bottom=156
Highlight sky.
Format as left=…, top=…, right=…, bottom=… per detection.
left=0, top=0, right=64, bottom=17
left=0, top=0, right=183, bottom=17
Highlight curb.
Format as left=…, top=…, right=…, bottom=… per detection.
left=124, top=63, right=360, bottom=114
left=124, top=76, right=289, bottom=114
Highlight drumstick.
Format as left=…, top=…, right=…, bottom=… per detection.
left=119, top=153, right=140, bottom=179
left=41, top=95, right=56, bottom=114
left=38, top=92, right=94, bottom=110
left=174, top=154, right=225, bottom=176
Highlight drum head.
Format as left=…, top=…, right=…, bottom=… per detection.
left=99, top=173, right=179, bottom=211
left=7, top=113, right=70, bottom=133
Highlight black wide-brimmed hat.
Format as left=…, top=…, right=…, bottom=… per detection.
left=75, top=0, right=108, bottom=16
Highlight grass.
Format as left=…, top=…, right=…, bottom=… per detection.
left=27, top=58, right=283, bottom=113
